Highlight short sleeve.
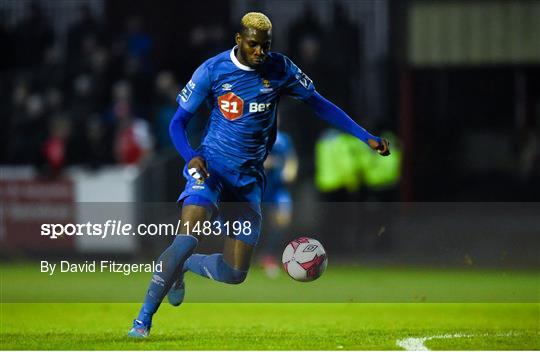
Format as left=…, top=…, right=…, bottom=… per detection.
left=282, top=56, right=316, bottom=101
left=177, top=61, right=212, bottom=113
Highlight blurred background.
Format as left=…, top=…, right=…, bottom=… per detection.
left=0, top=0, right=539, bottom=269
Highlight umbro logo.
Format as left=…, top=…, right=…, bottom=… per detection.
left=222, top=83, right=233, bottom=91
left=152, top=275, right=166, bottom=286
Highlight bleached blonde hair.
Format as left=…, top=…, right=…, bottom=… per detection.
left=241, top=12, right=272, bottom=31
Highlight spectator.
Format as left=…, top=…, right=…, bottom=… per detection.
left=36, top=46, right=64, bottom=89
left=42, top=116, right=71, bottom=176
left=8, top=94, right=48, bottom=165
left=85, top=116, right=111, bottom=169
left=67, top=4, right=101, bottom=64
left=67, top=74, right=98, bottom=163
left=12, top=1, right=54, bottom=68
left=113, top=100, right=153, bottom=165
left=44, top=86, right=64, bottom=117
left=322, top=2, right=361, bottom=112
left=125, top=16, right=153, bottom=73
left=68, top=34, right=99, bottom=80
left=287, top=4, right=323, bottom=63
left=153, top=71, right=179, bottom=150
left=88, top=46, right=113, bottom=112
left=0, top=9, right=15, bottom=70
left=281, top=4, right=327, bottom=175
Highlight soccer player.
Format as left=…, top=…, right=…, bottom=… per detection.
left=259, top=130, right=297, bottom=278
left=128, top=12, right=389, bottom=338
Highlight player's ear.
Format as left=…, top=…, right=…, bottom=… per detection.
left=235, top=33, right=242, bottom=46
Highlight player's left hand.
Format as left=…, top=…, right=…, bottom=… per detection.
left=368, top=138, right=390, bottom=156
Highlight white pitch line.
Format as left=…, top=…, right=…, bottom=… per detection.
left=396, top=333, right=472, bottom=351
left=396, top=332, right=515, bottom=351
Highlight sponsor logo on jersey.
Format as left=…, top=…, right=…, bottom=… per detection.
left=218, top=92, right=244, bottom=120
left=295, top=69, right=313, bottom=89
left=260, top=78, right=273, bottom=93
left=222, top=83, right=233, bottom=91
left=249, top=102, right=272, bottom=113
left=179, top=86, right=192, bottom=102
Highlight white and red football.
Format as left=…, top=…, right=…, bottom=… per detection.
left=281, top=237, right=327, bottom=282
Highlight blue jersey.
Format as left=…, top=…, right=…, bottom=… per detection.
left=177, top=47, right=315, bottom=174
left=265, top=131, right=294, bottom=194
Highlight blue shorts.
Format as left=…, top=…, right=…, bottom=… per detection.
left=178, top=161, right=263, bottom=246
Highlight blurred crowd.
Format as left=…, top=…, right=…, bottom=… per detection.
left=279, top=3, right=363, bottom=178
left=0, top=2, right=367, bottom=182
left=1, top=3, right=180, bottom=175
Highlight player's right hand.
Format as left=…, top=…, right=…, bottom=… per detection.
left=188, top=156, right=210, bottom=179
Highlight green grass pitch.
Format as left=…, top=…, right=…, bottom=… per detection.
left=1, top=264, right=539, bottom=350
left=1, top=303, right=538, bottom=350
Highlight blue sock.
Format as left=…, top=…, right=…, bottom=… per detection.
left=136, top=234, right=197, bottom=325
left=183, top=253, right=247, bottom=284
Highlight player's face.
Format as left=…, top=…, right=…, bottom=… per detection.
left=236, top=28, right=272, bottom=68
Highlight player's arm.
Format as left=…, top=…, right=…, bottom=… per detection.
left=305, top=91, right=390, bottom=156
left=169, top=62, right=213, bottom=178
left=281, top=55, right=389, bottom=156
left=168, top=107, right=209, bottom=178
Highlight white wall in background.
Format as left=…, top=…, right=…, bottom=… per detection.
left=69, top=166, right=139, bottom=254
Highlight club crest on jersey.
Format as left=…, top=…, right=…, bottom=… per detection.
left=260, top=78, right=273, bottom=93
left=218, top=92, right=244, bottom=120
left=222, top=83, right=233, bottom=91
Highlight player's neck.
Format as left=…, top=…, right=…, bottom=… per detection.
left=235, top=47, right=251, bottom=68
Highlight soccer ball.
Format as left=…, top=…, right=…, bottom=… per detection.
left=282, top=237, right=327, bottom=282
